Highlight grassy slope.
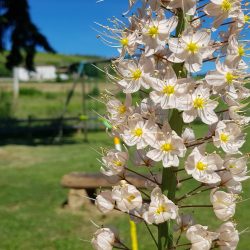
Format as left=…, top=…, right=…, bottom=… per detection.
left=0, top=52, right=103, bottom=77
left=0, top=125, right=249, bottom=250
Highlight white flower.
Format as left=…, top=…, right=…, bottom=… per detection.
left=112, top=181, right=142, bottom=212
left=92, top=228, right=115, bottom=250
left=224, top=156, right=249, bottom=182
left=133, top=149, right=155, bottom=167
left=204, top=0, right=242, bottom=29
left=118, top=32, right=137, bottom=56
left=185, top=147, right=222, bottom=184
left=141, top=15, right=178, bottom=56
left=225, top=34, right=247, bottom=68
left=106, top=95, right=133, bottom=125
left=168, top=0, right=197, bottom=16
left=213, top=121, right=245, bottom=154
left=147, top=127, right=186, bottom=168
left=143, top=187, right=178, bottom=224
left=139, top=97, right=164, bottom=121
left=217, top=222, right=239, bottom=250
left=117, top=57, right=156, bottom=93
left=150, top=66, right=191, bottom=110
left=210, top=190, right=236, bottom=221
left=186, top=224, right=219, bottom=250
left=182, top=85, right=218, bottom=125
left=168, top=28, right=212, bottom=72
left=205, top=61, right=239, bottom=98
left=182, top=127, right=195, bottom=143
left=122, top=114, right=158, bottom=149
left=219, top=171, right=242, bottom=194
left=95, top=190, right=115, bottom=214
left=174, top=214, right=195, bottom=231
left=227, top=105, right=250, bottom=125
left=101, top=149, right=128, bottom=176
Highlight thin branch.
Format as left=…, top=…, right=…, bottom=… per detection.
left=179, top=205, right=213, bottom=208
left=190, top=13, right=207, bottom=22
left=179, top=176, right=193, bottom=183
left=144, top=221, right=158, bottom=249
left=197, top=3, right=208, bottom=10
left=176, top=184, right=203, bottom=202
left=125, top=167, right=160, bottom=185
left=177, top=186, right=215, bottom=202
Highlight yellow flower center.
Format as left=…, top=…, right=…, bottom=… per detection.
left=131, top=69, right=142, bottom=80
left=156, top=205, right=166, bottom=214
left=229, top=164, right=236, bottom=169
left=133, top=128, right=143, bottom=137
left=220, top=133, right=229, bottom=142
left=221, top=0, right=232, bottom=12
left=196, top=161, right=207, bottom=171
left=193, top=97, right=205, bottom=109
left=113, top=160, right=123, bottom=167
left=244, top=15, right=250, bottom=23
left=162, top=85, right=175, bottom=96
left=161, top=143, right=173, bottom=152
left=186, top=42, right=199, bottom=53
left=120, top=37, right=129, bottom=46
left=127, top=195, right=136, bottom=203
left=225, top=72, right=236, bottom=84
left=118, top=105, right=126, bottom=114
left=238, top=46, right=245, bottom=57
left=148, top=26, right=159, bottom=37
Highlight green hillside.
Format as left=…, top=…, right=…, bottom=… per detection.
left=0, top=52, right=103, bottom=77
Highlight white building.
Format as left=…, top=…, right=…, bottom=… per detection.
left=14, top=66, right=57, bottom=81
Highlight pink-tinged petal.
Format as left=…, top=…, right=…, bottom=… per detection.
left=184, top=53, right=202, bottom=73
left=184, top=0, right=197, bottom=15
left=198, top=108, right=218, bottom=125
left=147, top=149, right=163, bottom=162
left=150, top=91, right=163, bottom=104
left=212, top=13, right=228, bottom=29
left=177, top=94, right=192, bottom=111
left=183, top=110, right=197, bottom=123
left=165, top=15, right=178, bottom=34
left=193, top=29, right=211, bottom=46
left=205, top=70, right=225, bottom=86
left=168, top=38, right=185, bottom=54
left=123, top=80, right=141, bottom=93
left=150, top=78, right=165, bottom=91
left=204, top=3, right=222, bottom=16
left=168, top=51, right=187, bottom=63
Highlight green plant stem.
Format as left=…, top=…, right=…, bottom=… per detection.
left=157, top=8, right=188, bottom=250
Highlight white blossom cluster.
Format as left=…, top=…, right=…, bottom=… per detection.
left=91, top=0, right=250, bottom=249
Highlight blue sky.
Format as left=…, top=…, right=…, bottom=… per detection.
left=29, top=0, right=128, bottom=57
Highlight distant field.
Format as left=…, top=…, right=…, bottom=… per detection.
left=0, top=81, right=115, bottom=119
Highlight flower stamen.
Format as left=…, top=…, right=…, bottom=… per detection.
left=162, top=85, right=175, bottom=96
left=196, top=161, right=207, bottom=171
left=148, top=25, right=159, bottom=37
left=220, top=133, right=229, bottom=142
left=186, top=42, right=199, bottom=53
left=161, top=143, right=173, bottom=152
left=133, top=128, right=143, bottom=137
left=131, top=69, right=142, bottom=80
left=120, top=37, right=129, bottom=46
left=193, top=97, right=205, bottom=109
left=221, top=0, right=232, bottom=12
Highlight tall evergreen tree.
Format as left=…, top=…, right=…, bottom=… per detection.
left=0, top=0, right=55, bottom=70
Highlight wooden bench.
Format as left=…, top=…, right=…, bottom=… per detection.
left=61, top=172, right=150, bottom=209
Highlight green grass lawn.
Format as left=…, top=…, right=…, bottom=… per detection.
left=0, top=127, right=249, bottom=250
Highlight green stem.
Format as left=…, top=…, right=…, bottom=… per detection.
left=157, top=8, right=188, bottom=250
